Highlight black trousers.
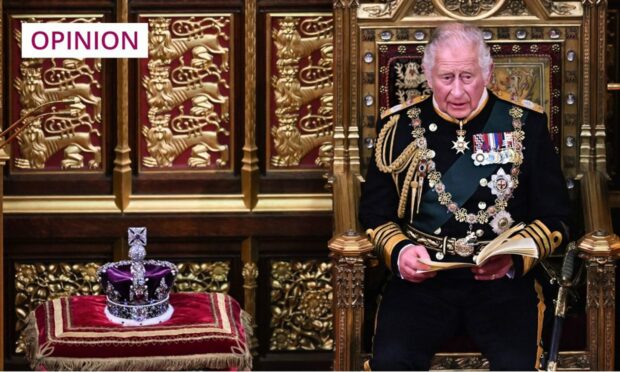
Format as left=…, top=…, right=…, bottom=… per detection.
left=370, top=271, right=541, bottom=371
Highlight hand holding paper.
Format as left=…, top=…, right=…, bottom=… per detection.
left=417, top=223, right=538, bottom=272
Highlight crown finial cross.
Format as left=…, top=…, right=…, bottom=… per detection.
left=128, top=227, right=147, bottom=247
left=128, top=227, right=147, bottom=263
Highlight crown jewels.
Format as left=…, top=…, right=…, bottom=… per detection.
left=97, top=227, right=178, bottom=326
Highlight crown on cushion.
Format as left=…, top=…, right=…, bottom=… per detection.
left=97, top=227, right=178, bottom=325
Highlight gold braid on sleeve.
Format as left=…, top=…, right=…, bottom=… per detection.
left=374, top=114, right=422, bottom=219
left=515, top=219, right=564, bottom=274
left=367, top=222, right=410, bottom=269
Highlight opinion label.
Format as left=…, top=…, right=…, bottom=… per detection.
left=21, top=22, right=148, bottom=58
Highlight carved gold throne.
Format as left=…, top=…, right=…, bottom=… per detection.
left=328, top=0, right=620, bottom=370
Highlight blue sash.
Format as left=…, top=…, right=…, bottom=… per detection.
left=412, top=100, right=528, bottom=233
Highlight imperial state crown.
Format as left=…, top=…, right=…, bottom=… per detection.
left=97, top=227, right=178, bottom=326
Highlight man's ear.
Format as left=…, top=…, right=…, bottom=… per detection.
left=485, top=62, right=495, bottom=85
left=423, top=65, right=433, bottom=89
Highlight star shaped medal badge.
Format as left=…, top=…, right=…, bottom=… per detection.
left=452, top=135, right=470, bottom=154
left=452, top=120, right=470, bottom=154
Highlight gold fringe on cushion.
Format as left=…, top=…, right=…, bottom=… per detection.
left=30, top=352, right=252, bottom=371
left=23, top=311, right=44, bottom=369
left=23, top=309, right=255, bottom=371
left=240, top=308, right=257, bottom=362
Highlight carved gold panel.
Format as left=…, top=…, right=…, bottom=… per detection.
left=9, top=15, right=104, bottom=172
left=357, top=0, right=582, bottom=19
left=14, top=260, right=231, bottom=354
left=430, top=350, right=589, bottom=369
left=138, top=14, right=233, bottom=171
left=432, top=0, right=507, bottom=20
left=266, top=14, right=334, bottom=170
left=360, top=26, right=580, bottom=178
left=270, top=260, right=333, bottom=350
left=174, top=261, right=230, bottom=293
left=14, top=262, right=103, bottom=354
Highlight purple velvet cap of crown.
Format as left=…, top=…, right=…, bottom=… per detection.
left=98, top=259, right=177, bottom=304
left=99, top=261, right=176, bottom=303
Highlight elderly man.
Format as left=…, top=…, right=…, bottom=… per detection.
left=360, top=23, right=570, bottom=370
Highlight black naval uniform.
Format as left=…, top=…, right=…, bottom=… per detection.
left=360, top=90, right=570, bottom=370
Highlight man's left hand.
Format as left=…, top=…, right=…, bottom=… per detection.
left=472, top=254, right=513, bottom=280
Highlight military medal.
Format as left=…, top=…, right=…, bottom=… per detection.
left=472, top=150, right=486, bottom=166
left=488, top=168, right=514, bottom=198
left=490, top=210, right=514, bottom=234
left=472, top=132, right=518, bottom=166
left=452, top=120, right=470, bottom=154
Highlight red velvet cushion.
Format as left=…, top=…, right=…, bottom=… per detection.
left=24, top=292, right=252, bottom=370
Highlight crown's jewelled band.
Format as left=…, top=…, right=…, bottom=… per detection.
left=106, top=295, right=171, bottom=322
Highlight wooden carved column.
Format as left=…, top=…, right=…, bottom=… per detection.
left=332, top=0, right=362, bottom=234
left=242, top=0, right=259, bottom=209
left=113, top=0, right=131, bottom=211
left=330, top=0, right=367, bottom=370
left=0, top=0, right=5, bottom=366
left=579, top=0, right=618, bottom=368
left=329, top=232, right=373, bottom=371
left=242, top=237, right=259, bottom=353
left=578, top=231, right=620, bottom=370
left=0, top=150, right=7, bottom=369
left=580, top=0, right=613, bottom=232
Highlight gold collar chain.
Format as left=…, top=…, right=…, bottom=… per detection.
left=407, top=105, right=526, bottom=228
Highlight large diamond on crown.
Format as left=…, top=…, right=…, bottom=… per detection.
left=97, top=227, right=178, bottom=326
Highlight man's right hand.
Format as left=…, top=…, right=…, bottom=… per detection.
left=398, top=245, right=437, bottom=283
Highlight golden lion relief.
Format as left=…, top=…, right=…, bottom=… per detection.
left=270, top=16, right=334, bottom=168
left=143, top=61, right=228, bottom=115
left=148, top=17, right=229, bottom=70
left=141, top=16, right=232, bottom=169
left=15, top=116, right=101, bottom=170
left=15, top=62, right=102, bottom=122
left=142, top=112, right=228, bottom=168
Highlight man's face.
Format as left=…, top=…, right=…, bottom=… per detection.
left=426, top=42, right=491, bottom=119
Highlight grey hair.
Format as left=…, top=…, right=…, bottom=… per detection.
left=421, top=23, right=492, bottom=80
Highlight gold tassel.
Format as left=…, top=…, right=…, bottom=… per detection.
left=416, top=176, right=424, bottom=214
left=410, top=178, right=418, bottom=223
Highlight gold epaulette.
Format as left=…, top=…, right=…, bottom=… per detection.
left=492, top=90, right=545, bottom=114
left=380, top=95, right=430, bottom=119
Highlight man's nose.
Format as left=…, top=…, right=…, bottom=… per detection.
left=451, top=79, right=464, bottom=97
